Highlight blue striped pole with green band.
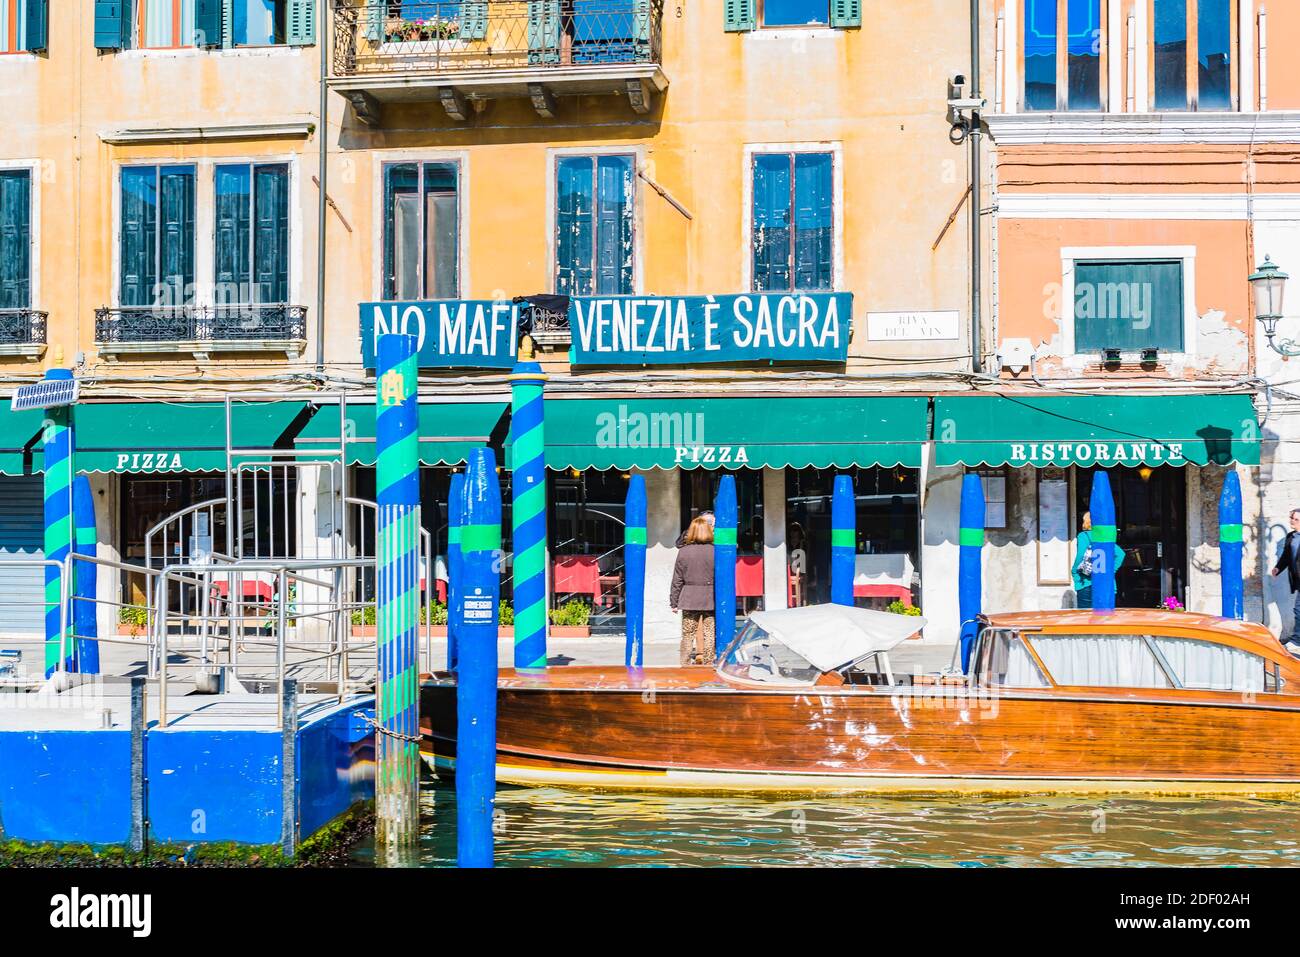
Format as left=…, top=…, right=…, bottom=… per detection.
left=713, top=475, right=738, bottom=657
left=1219, top=469, right=1243, bottom=620
left=830, top=474, right=855, bottom=607
left=447, top=470, right=466, bottom=671
left=624, top=474, right=647, bottom=668
left=958, top=473, right=984, bottom=672
left=509, top=345, right=548, bottom=670
left=73, top=473, right=99, bottom=674
left=1088, top=470, right=1117, bottom=612
left=457, top=446, right=501, bottom=868
left=42, top=369, right=75, bottom=677
left=374, top=333, right=421, bottom=850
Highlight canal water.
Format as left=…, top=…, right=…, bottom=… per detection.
left=349, top=776, right=1300, bottom=867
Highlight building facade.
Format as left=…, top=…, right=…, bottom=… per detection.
left=0, top=0, right=1292, bottom=649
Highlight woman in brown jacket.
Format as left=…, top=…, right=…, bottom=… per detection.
left=671, top=515, right=716, bottom=666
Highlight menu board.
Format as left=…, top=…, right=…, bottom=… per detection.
left=1037, top=473, right=1071, bottom=584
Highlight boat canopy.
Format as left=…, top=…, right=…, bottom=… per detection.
left=747, top=604, right=926, bottom=674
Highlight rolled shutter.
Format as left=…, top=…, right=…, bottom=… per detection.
left=22, top=0, right=48, bottom=52
left=94, top=0, right=126, bottom=49
left=287, top=0, right=316, bottom=46
left=723, top=0, right=754, bottom=33
left=829, top=0, right=860, bottom=28
left=462, top=2, right=488, bottom=40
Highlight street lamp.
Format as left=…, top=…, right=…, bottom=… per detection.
left=1250, top=255, right=1293, bottom=355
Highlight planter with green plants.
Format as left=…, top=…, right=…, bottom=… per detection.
left=548, top=599, right=592, bottom=637
left=885, top=598, right=924, bottom=638
left=119, top=605, right=148, bottom=637
left=355, top=600, right=516, bottom=636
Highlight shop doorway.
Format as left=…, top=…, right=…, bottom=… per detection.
left=679, top=469, right=765, bottom=613
left=1075, top=465, right=1187, bottom=608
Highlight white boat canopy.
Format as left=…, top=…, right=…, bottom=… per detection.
left=748, top=604, right=927, bottom=674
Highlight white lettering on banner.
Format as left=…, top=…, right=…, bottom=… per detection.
left=673, top=446, right=751, bottom=466
left=375, top=302, right=511, bottom=357
left=1007, top=442, right=1185, bottom=466
left=115, top=452, right=184, bottom=471
left=373, top=304, right=429, bottom=351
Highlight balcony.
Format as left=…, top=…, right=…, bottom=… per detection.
left=0, top=309, right=48, bottom=359
left=330, top=0, right=667, bottom=123
left=94, top=305, right=308, bottom=359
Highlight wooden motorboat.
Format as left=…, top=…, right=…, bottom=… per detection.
left=419, top=604, right=1300, bottom=796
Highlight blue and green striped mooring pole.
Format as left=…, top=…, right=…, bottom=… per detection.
left=509, top=337, right=548, bottom=671
left=958, top=473, right=984, bottom=673
left=1088, top=470, right=1118, bottom=612
left=714, top=475, right=738, bottom=658
left=42, top=369, right=75, bottom=678
left=1219, top=470, right=1244, bottom=620
left=457, top=446, right=501, bottom=868
left=447, top=470, right=466, bottom=671
left=624, top=474, right=647, bottom=668
left=830, top=474, right=855, bottom=606
left=374, top=333, right=422, bottom=854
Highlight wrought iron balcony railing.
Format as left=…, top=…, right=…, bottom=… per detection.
left=0, top=308, right=48, bottom=347
left=94, top=305, right=308, bottom=348
left=332, top=0, right=663, bottom=77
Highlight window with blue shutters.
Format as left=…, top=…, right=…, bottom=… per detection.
left=119, top=165, right=196, bottom=308
left=382, top=162, right=460, bottom=301
left=751, top=151, right=833, bottom=293
left=96, top=0, right=313, bottom=50
left=555, top=154, right=634, bottom=297
left=727, top=0, right=858, bottom=31
left=215, top=163, right=289, bottom=307
left=0, top=170, right=32, bottom=309
left=1072, top=259, right=1186, bottom=353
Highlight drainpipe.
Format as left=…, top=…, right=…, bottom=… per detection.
left=315, top=2, right=329, bottom=373
left=969, top=0, right=983, bottom=375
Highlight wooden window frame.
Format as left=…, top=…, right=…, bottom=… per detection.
left=1146, top=0, right=1239, bottom=111
left=1017, top=0, right=1110, bottom=111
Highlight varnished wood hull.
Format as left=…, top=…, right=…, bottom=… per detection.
left=419, top=668, right=1300, bottom=796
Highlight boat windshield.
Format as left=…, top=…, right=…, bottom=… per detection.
left=717, top=620, right=822, bottom=686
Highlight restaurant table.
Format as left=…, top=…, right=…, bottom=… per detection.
left=853, top=553, right=915, bottom=605
left=553, top=555, right=603, bottom=605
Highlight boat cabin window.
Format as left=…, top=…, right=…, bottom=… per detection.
left=718, top=620, right=820, bottom=686
left=1146, top=635, right=1266, bottom=693
left=1028, top=634, right=1172, bottom=690
left=975, top=629, right=1049, bottom=688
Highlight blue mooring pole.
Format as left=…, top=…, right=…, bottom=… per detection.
left=958, top=473, right=984, bottom=673
left=447, top=471, right=466, bottom=671
left=457, top=446, right=500, bottom=868
left=830, top=474, right=855, bottom=606
left=624, top=474, right=647, bottom=668
left=1220, top=470, right=1244, bottom=620
left=713, top=475, right=738, bottom=660
left=72, top=474, right=99, bottom=674
left=1089, top=471, right=1118, bottom=612
left=374, top=333, right=421, bottom=855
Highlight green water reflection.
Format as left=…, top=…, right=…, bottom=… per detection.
left=349, top=776, right=1300, bottom=867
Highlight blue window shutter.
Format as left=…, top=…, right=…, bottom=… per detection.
left=594, top=156, right=634, bottom=295
left=287, top=0, right=316, bottom=46
left=365, top=0, right=383, bottom=41
left=724, top=0, right=754, bottom=32
left=195, top=0, right=222, bottom=47
left=253, top=165, right=289, bottom=303
left=120, top=168, right=158, bottom=307
left=22, top=0, right=48, bottom=51
left=527, top=0, right=561, bottom=64
left=751, top=154, right=791, bottom=292
left=0, top=171, right=32, bottom=309
left=214, top=165, right=252, bottom=302
left=158, top=167, right=196, bottom=306
left=792, top=152, right=833, bottom=290
left=94, top=0, right=126, bottom=49
left=555, top=157, right=594, bottom=296
left=829, top=0, right=860, bottom=28
left=462, top=2, right=488, bottom=40
left=1073, top=260, right=1185, bottom=353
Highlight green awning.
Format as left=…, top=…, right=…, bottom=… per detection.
left=0, top=400, right=46, bottom=476
left=295, top=401, right=506, bottom=466
left=531, top=396, right=928, bottom=470
left=933, top=393, right=1260, bottom=468
left=75, top=401, right=310, bottom=473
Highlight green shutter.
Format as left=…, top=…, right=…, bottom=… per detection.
left=253, top=165, right=289, bottom=303
left=195, top=0, right=222, bottom=47
left=22, top=0, right=48, bottom=51
left=0, top=172, right=31, bottom=309
left=527, top=1, right=561, bottom=64
left=830, top=0, right=860, bottom=28
left=94, top=0, right=126, bottom=49
left=633, top=0, right=650, bottom=45
left=724, top=0, right=754, bottom=32
left=159, top=167, right=196, bottom=306
left=1073, top=260, right=1185, bottom=353
left=287, top=0, right=316, bottom=46
left=462, top=2, right=488, bottom=40
left=365, top=0, right=383, bottom=41
left=119, top=167, right=158, bottom=308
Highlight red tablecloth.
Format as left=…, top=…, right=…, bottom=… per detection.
left=553, top=556, right=602, bottom=604
left=736, top=556, right=764, bottom=597
left=211, top=579, right=274, bottom=602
